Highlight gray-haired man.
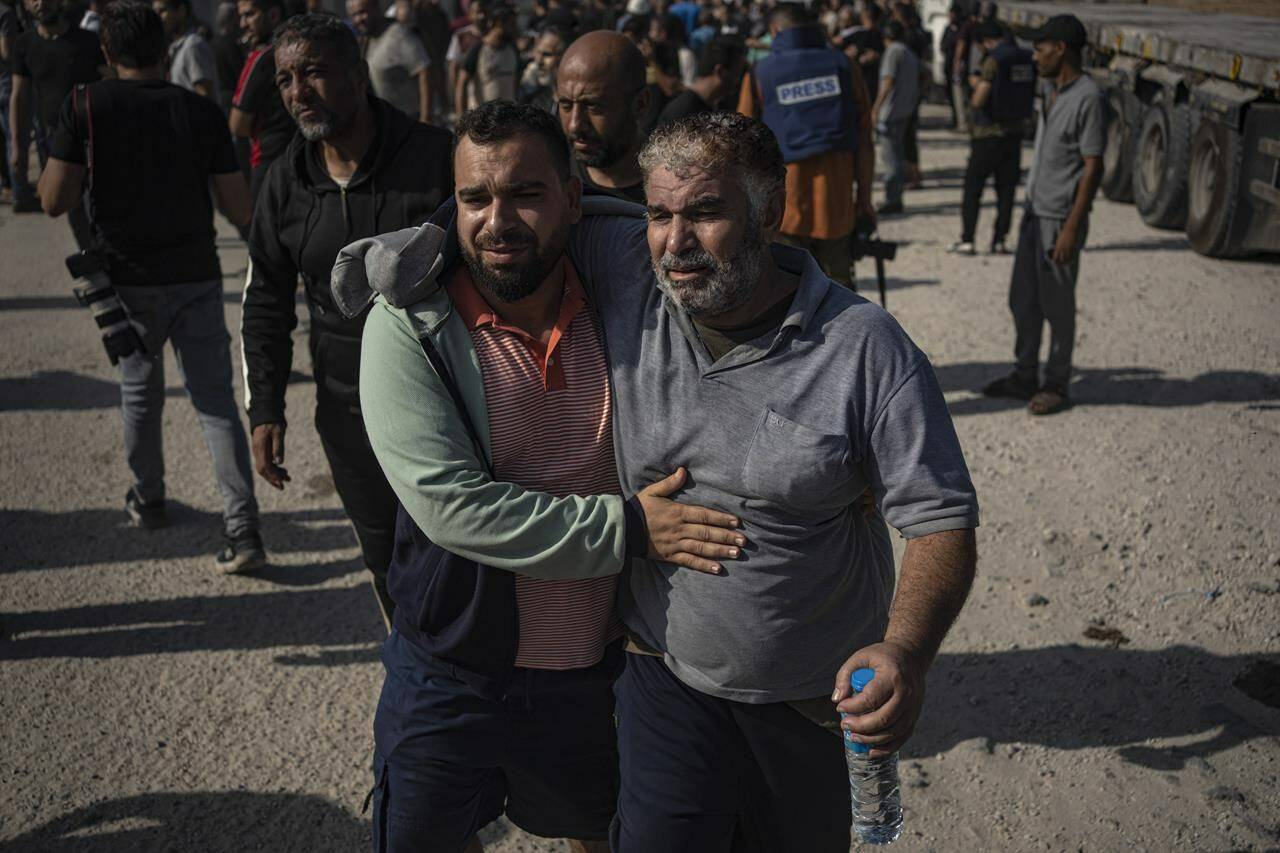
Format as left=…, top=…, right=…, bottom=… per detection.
left=344, top=111, right=979, bottom=852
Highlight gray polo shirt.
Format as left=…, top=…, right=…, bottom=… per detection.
left=878, top=40, right=919, bottom=124
left=1026, top=72, right=1106, bottom=220
left=569, top=215, right=979, bottom=704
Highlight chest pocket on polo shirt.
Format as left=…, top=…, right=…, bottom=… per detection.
left=740, top=408, right=860, bottom=511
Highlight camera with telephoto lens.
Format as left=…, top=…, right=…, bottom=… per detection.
left=66, top=251, right=146, bottom=365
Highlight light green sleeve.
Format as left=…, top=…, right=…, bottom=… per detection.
left=359, top=301, right=629, bottom=579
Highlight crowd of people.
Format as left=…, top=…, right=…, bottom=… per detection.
left=5, top=0, right=1105, bottom=848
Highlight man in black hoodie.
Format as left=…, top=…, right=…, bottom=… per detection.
left=240, top=13, right=453, bottom=625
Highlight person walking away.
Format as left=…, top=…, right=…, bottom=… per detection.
left=8, top=0, right=101, bottom=244
left=556, top=30, right=650, bottom=204
left=939, top=1, right=962, bottom=128
left=655, top=35, right=744, bottom=127
left=983, top=14, right=1103, bottom=416
left=951, top=1, right=977, bottom=135
left=155, top=0, right=219, bottom=100
left=453, top=2, right=516, bottom=113
left=894, top=2, right=928, bottom=189
left=229, top=0, right=292, bottom=205
left=739, top=2, right=874, bottom=289
left=349, top=0, right=432, bottom=121
left=870, top=17, right=914, bottom=216
left=37, top=1, right=265, bottom=570
left=948, top=18, right=1032, bottom=256
left=240, top=13, right=452, bottom=627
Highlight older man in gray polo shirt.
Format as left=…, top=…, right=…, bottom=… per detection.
left=344, top=111, right=979, bottom=851
left=983, top=14, right=1104, bottom=415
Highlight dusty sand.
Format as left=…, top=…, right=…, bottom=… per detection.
left=2, top=105, right=1278, bottom=852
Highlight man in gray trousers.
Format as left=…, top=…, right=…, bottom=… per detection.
left=983, top=13, right=1103, bottom=415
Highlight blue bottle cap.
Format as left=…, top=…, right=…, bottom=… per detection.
left=850, top=667, right=876, bottom=693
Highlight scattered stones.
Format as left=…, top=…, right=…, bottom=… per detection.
left=1026, top=593, right=1049, bottom=607
left=1244, top=581, right=1278, bottom=595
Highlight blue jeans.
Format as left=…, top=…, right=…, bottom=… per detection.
left=116, top=279, right=258, bottom=537
left=877, top=119, right=908, bottom=207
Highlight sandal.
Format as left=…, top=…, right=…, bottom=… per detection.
left=1028, top=387, right=1070, bottom=415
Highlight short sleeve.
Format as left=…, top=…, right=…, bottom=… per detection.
left=864, top=356, right=980, bottom=539
left=980, top=55, right=997, bottom=81
left=399, top=27, right=431, bottom=72
left=233, top=49, right=274, bottom=113
left=11, top=33, right=30, bottom=77
left=47, top=90, right=86, bottom=164
left=880, top=45, right=900, bottom=81
left=1078, top=87, right=1107, bottom=158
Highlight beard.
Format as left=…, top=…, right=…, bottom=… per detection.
left=291, top=100, right=349, bottom=142
left=462, top=221, right=570, bottom=304
left=653, top=224, right=766, bottom=318
left=568, top=119, right=635, bottom=169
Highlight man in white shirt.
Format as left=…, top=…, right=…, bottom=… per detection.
left=154, top=0, right=219, bottom=100
left=349, top=0, right=431, bottom=120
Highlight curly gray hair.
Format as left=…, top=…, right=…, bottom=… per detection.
left=639, top=112, right=787, bottom=220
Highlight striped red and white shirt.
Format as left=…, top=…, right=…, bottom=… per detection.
left=446, top=259, right=622, bottom=670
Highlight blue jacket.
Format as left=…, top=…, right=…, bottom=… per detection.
left=754, top=25, right=859, bottom=163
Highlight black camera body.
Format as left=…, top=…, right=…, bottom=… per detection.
left=66, top=251, right=146, bottom=365
left=849, top=232, right=898, bottom=308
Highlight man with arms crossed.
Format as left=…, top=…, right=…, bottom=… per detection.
left=346, top=111, right=977, bottom=851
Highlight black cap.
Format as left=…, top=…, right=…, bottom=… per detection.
left=975, top=19, right=1003, bottom=40
left=1026, top=14, right=1087, bottom=49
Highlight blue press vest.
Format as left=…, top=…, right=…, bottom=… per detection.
left=980, top=41, right=1036, bottom=125
left=755, top=26, right=859, bottom=164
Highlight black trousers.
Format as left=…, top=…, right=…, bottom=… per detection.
left=314, top=381, right=399, bottom=615
left=961, top=133, right=1022, bottom=246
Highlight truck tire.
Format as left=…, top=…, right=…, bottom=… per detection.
left=1101, top=89, right=1136, bottom=203
left=1133, top=93, right=1192, bottom=229
left=1185, top=119, right=1250, bottom=258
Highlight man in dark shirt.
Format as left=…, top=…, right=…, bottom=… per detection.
left=8, top=0, right=100, bottom=239
left=556, top=30, right=649, bottom=204
left=239, top=14, right=452, bottom=626
left=1, top=0, right=23, bottom=200
left=37, top=1, right=265, bottom=570
left=839, top=1, right=882, bottom=102
left=655, top=36, right=745, bottom=128
left=229, top=0, right=292, bottom=204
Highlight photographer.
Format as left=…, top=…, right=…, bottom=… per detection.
left=38, top=0, right=266, bottom=572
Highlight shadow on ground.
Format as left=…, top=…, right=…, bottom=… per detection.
left=0, top=506, right=358, bottom=573
left=0, top=583, right=379, bottom=660
left=0, top=791, right=366, bottom=853
left=914, top=646, right=1280, bottom=771
left=934, top=362, right=1280, bottom=415
left=0, top=369, right=313, bottom=413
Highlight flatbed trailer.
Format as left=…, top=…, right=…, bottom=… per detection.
left=996, top=2, right=1280, bottom=258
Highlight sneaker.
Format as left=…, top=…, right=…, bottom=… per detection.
left=982, top=373, right=1038, bottom=401
left=216, top=531, right=267, bottom=574
left=947, top=241, right=977, bottom=255
left=12, top=195, right=42, bottom=213
left=877, top=201, right=904, bottom=217
left=990, top=240, right=1012, bottom=255
left=125, top=488, right=168, bottom=529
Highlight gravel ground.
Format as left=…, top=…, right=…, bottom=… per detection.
left=2, top=105, right=1278, bottom=852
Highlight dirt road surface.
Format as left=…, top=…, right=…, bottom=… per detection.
left=2, top=106, right=1278, bottom=852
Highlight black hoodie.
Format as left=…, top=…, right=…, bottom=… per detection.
left=241, top=97, right=453, bottom=429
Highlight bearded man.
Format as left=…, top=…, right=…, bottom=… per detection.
left=239, top=13, right=452, bottom=623
left=346, top=110, right=979, bottom=851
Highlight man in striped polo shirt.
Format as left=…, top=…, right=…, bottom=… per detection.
left=354, top=102, right=744, bottom=853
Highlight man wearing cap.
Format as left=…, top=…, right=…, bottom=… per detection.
left=983, top=13, right=1103, bottom=416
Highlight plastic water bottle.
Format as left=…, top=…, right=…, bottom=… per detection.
left=842, top=667, right=904, bottom=845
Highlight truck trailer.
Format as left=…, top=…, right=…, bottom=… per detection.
left=933, top=2, right=1280, bottom=259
